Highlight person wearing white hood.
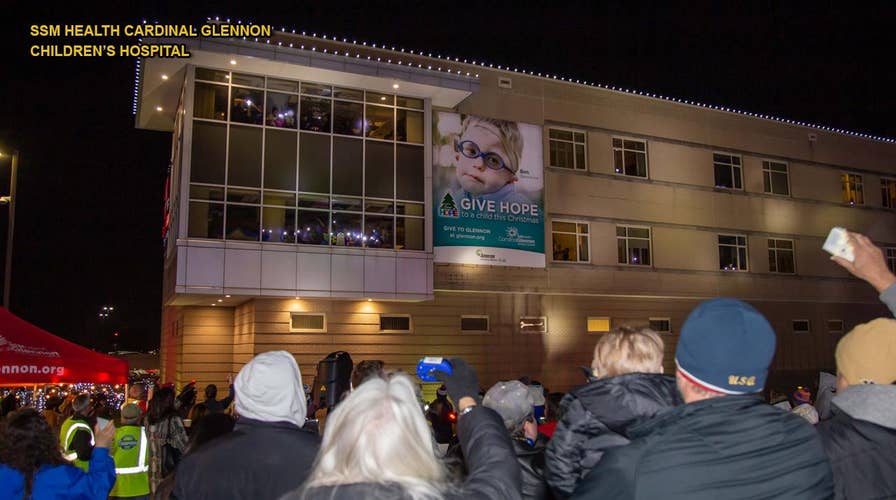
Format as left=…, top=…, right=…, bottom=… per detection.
left=172, top=351, right=320, bottom=500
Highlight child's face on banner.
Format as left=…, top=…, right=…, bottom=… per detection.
left=454, top=123, right=516, bottom=195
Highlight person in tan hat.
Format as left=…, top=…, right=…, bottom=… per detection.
left=817, top=318, right=896, bottom=499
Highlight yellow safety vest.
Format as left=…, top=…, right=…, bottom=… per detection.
left=59, top=416, right=94, bottom=472
left=109, top=425, right=150, bottom=497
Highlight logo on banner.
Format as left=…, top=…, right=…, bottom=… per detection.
left=439, top=193, right=459, bottom=218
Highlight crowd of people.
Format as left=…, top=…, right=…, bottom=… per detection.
left=0, top=230, right=894, bottom=499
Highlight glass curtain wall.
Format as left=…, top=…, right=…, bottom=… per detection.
left=188, top=67, right=425, bottom=251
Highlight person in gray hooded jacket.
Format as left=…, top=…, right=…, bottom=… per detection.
left=816, top=318, right=896, bottom=499
left=172, top=351, right=320, bottom=500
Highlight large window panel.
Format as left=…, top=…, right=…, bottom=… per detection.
left=225, top=204, right=260, bottom=241
left=364, top=215, right=394, bottom=248
left=297, top=210, right=329, bottom=245
left=396, top=109, right=424, bottom=143
left=396, top=217, right=424, bottom=250
left=188, top=202, right=224, bottom=239
left=265, top=92, right=298, bottom=129
left=230, top=87, right=264, bottom=125
left=190, top=121, right=227, bottom=184
left=264, top=129, right=297, bottom=191
left=332, top=212, right=363, bottom=247
left=190, top=184, right=224, bottom=202
left=299, top=133, right=331, bottom=194
left=195, top=68, right=230, bottom=83
left=332, top=137, right=363, bottom=196
left=365, top=141, right=394, bottom=198
left=396, top=145, right=424, bottom=201
left=365, top=105, right=394, bottom=140
left=333, top=101, right=364, bottom=136
left=228, top=125, right=262, bottom=187
left=262, top=207, right=296, bottom=243
left=193, top=83, right=228, bottom=121
left=300, top=96, right=331, bottom=132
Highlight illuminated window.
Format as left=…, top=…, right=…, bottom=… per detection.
left=792, top=320, right=810, bottom=334
left=519, top=316, right=548, bottom=334
left=718, top=234, right=748, bottom=271
left=841, top=173, right=864, bottom=205
left=552, top=221, right=589, bottom=262
left=613, top=138, right=648, bottom=178
left=649, top=318, right=671, bottom=333
left=881, top=178, right=896, bottom=208
left=549, top=128, right=587, bottom=170
left=587, top=317, right=611, bottom=333
left=290, top=313, right=327, bottom=332
left=713, top=153, right=743, bottom=189
left=886, top=247, right=896, bottom=274
left=768, top=239, right=795, bottom=274
left=188, top=68, right=424, bottom=249
left=460, top=316, right=489, bottom=333
left=617, top=226, right=651, bottom=266
left=762, top=160, right=789, bottom=196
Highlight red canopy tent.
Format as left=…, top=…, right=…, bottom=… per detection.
left=0, top=308, right=128, bottom=385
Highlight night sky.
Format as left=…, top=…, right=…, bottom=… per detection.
left=1, top=2, right=894, bottom=351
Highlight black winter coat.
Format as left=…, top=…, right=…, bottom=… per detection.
left=294, top=405, right=522, bottom=500
left=512, top=434, right=549, bottom=500
left=172, top=418, right=320, bottom=500
left=571, top=394, right=833, bottom=500
left=817, top=384, right=896, bottom=500
left=545, top=373, right=681, bottom=498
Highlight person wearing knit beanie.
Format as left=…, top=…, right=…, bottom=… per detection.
left=817, top=318, right=896, bottom=499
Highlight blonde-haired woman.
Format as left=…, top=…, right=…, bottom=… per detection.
left=545, top=326, right=682, bottom=498
left=288, top=358, right=521, bottom=500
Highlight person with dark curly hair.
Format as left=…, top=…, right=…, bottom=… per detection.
left=0, top=408, right=116, bottom=499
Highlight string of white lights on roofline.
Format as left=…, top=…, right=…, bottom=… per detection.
left=135, top=16, right=895, bottom=145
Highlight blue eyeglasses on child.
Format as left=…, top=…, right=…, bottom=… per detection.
left=454, top=140, right=514, bottom=174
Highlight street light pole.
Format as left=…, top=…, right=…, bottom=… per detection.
left=0, top=151, right=17, bottom=311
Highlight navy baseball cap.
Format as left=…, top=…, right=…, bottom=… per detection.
left=675, top=298, right=776, bottom=394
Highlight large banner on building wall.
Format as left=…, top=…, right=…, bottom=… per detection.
left=433, top=112, right=545, bottom=267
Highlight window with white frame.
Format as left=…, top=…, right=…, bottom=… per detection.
left=587, top=317, right=611, bottom=333
left=718, top=234, right=748, bottom=271
left=519, top=316, right=548, bottom=334
left=881, top=178, right=896, bottom=208
left=762, top=160, right=790, bottom=196
left=649, top=318, right=672, bottom=333
left=886, top=247, right=896, bottom=274
left=379, top=314, right=412, bottom=332
left=548, top=128, right=587, bottom=170
left=612, top=138, right=648, bottom=177
left=552, top=221, right=589, bottom=262
left=841, top=173, right=864, bottom=205
left=768, top=238, right=795, bottom=274
left=792, top=320, right=811, bottom=333
left=460, top=315, right=489, bottom=333
left=713, top=153, right=743, bottom=189
left=616, top=226, right=651, bottom=266
left=827, top=320, right=844, bottom=333
left=290, top=313, right=327, bottom=332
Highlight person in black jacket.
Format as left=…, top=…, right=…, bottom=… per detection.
left=572, top=298, right=833, bottom=500
left=816, top=317, right=896, bottom=499
left=481, top=379, right=548, bottom=500
left=172, top=351, right=320, bottom=500
left=290, top=358, right=522, bottom=500
left=545, top=326, right=680, bottom=498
